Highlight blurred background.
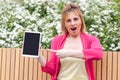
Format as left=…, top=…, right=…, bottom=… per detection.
left=0, top=0, right=120, bottom=51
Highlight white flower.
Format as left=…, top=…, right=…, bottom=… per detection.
left=111, top=44, right=115, bottom=47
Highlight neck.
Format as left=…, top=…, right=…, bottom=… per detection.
left=68, top=34, right=80, bottom=39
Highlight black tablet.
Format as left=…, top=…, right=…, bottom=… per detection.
left=22, top=31, right=41, bottom=57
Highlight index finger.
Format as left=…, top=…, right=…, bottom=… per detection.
left=47, top=49, right=58, bottom=53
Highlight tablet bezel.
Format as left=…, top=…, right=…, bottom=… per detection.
left=22, top=31, right=41, bottom=58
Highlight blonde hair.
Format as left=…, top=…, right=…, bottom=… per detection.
left=61, top=3, right=86, bottom=34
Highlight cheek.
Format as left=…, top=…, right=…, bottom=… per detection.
left=79, top=20, right=82, bottom=25
left=65, top=22, right=69, bottom=27
left=65, top=26, right=70, bottom=31
left=78, top=21, right=82, bottom=28
left=65, top=23, right=70, bottom=29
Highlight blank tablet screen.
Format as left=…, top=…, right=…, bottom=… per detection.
left=22, top=32, right=41, bottom=57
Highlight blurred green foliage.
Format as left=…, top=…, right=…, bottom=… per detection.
left=0, top=0, right=120, bottom=51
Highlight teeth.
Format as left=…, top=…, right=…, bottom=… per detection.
left=71, top=27, right=76, bottom=30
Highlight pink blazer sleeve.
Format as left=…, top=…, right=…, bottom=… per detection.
left=83, top=36, right=103, bottom=60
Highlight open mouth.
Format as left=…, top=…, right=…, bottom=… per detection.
left=71, top=27, right=77, bottom=31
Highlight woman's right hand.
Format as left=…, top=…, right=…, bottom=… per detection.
left=38, top=55, right=46, bottom=67
left=38, top=45, right=46, bottom=67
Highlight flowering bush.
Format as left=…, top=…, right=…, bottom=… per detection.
left=82, top=1, right=120, bottom=51
left=0, top=0, right=120, bottom=51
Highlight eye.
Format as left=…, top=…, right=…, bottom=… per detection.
left=74, top=17, right=78, bottom=21
left=66, top=19, right=71, bottom=23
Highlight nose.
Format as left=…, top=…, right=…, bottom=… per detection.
left=71, top=20, right=75, bottom=25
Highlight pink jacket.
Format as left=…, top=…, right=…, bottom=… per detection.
left=41, top=33, right=103, bottom=80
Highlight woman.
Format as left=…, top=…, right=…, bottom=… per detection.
left=39, top=3, right=103, bottom=80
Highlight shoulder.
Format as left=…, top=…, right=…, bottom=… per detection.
left=52, top=34, right=65, bottom=41
left=51, top=34, right=66, bottom=43
left=85, top=33, right=97, bottom=38
left=51, top=34, right=67, bottom=49
left=54, top=34, right=65, bottom=39
left=82, top=33, right=99, bottom=41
